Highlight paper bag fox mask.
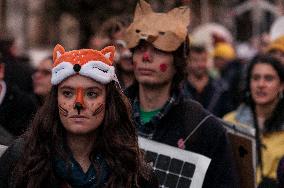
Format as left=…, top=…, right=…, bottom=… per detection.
left=125, top=0, right=190, bottom=52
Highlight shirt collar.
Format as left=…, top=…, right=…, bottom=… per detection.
left=132, top=91, right=178, bottom=139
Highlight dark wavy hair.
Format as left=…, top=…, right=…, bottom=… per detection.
left=11, top=82, right=151, bottom=188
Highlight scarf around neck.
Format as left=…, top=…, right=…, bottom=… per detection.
left=53, top=153, right=110, bottom=188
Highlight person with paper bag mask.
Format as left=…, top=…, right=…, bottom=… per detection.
left=124, top=1, right=238, bottom=187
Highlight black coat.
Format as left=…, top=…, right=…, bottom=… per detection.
left=182, top=78, right=235, bottom=117
left=126, top=85, right=239, bottom=188
left=0, top=83, right=36, bottom=143
left=4, top=57, right=34, bottom=94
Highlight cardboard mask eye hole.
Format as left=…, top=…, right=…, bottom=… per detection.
left=136, top=29, right=141, bottom=33
left=159, top=31, right=165, bottom=35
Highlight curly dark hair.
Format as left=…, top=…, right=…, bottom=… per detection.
left=11, top=82, right=152, bottom=188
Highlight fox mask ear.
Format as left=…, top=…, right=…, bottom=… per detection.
left=53, top=44, right=65, bottom=63
left=100, top=46, right=115, bottom=62
left=134, top=0, right=153, bottom=22
left=167, top=6, right=190, bottom=27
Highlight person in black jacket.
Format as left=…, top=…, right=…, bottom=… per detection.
left=183, top=45, right=234, bottom=117
left=0, top=49, right=36, bottom=145
left=124, top=1, right=238, bottom=187
left=32, top=56, right=53, bottom=106
left=0, top=45, right=158, bottom=188
left=0, top=35, right=34, bottom=94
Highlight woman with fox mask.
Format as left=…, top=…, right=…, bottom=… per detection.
left=0, top=45, right=158, bottom=188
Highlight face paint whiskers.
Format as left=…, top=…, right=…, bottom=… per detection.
left=59, top=105, right=68, bottom=117
left=92, top=104, right=105, bottom=116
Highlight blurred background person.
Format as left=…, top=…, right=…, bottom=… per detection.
left=114, top=39, right=135, bottom=90
left=212, top=42, right=245, bottom=109
left=0, top=35, right=34, bottom=94
left=99, top=15, right=131, bottom=44
left=224, top=55, right=284, bottom=187
left=212, top=42, right=236, bottom=83
left=98, top=16, right=135, bottom=90
left=32, top=56, right=52, bottom=106
left=183, top=44, right=234, bottom=117
left=0, top=50, right=36, bottom=145
left=256, top=33, right=271, bottom=55
left=266, top=36, right=284, bottom=65
left=87, top=34, right=110, bottom=50
left=212, top=42, right=236, bottom=74
left=212, top=42, right=237, bottom=79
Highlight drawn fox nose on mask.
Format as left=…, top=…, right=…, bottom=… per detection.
left=74, top=87, right=85, bottom=114
left=139, top=33, right=157, bottom=43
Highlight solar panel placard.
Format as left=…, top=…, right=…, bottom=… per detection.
left=138, top=136, right=211, bottom=188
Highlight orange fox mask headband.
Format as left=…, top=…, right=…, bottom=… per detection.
left=51, top=44, right=118, bottom=85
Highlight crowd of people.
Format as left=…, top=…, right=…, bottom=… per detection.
left=0, top=0, right=284, bottom=187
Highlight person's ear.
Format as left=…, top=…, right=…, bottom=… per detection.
left=0, top=63, right=5, bottom=80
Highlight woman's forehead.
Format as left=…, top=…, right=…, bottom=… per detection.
left=59, top=74, right=105, bottom=89
left=252, top=63, right=277, bottom=73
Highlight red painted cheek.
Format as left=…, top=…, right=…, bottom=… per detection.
left=159, top=64, right=168, bottom=72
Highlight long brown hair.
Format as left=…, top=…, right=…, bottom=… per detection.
left=12, top=82, right=151, bottom=188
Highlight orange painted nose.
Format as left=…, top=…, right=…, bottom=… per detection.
left=74, top=87, right=85, bottom=114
